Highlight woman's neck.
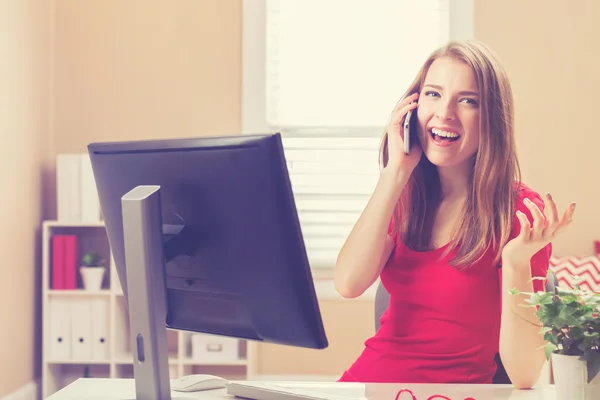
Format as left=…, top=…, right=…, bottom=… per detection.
left=437, top=162, right=471, bottom=201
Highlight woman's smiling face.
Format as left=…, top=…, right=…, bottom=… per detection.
left=416, top=56, right=481, bottom=169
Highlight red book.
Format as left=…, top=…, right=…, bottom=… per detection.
left=63, top=235, right=78, bottom=290
left=51, top=235, right=65, bottom=290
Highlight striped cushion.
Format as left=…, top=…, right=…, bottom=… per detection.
left=550, top=254, right=600, bottom=293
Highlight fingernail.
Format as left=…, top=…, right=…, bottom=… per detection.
left=571, top=203, right=576, bottom=210
left=524, top=198, right=532, bottom=204
left=546, top=192, right=552, bottom=200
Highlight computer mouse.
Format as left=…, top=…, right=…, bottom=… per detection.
left=171, top=374, right=228, bottom=392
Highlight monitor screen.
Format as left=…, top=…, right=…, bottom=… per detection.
left=88, top=133, right=328, bottom=350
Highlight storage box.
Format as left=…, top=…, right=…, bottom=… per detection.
left=191, top=333, right=239, bottom=363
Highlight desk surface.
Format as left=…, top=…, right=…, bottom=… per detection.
left=46, top=378, right=558, bottom=400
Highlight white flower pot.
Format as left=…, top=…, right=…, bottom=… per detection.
left=552, top=353, right=600, bottom=400
left=80, top=266, right=106, bottom=291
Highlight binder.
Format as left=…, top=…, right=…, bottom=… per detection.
left=51, top=236, right=65, bottom=290
left=70, top=299, right=92, bottom=360
left=63, top=235, right=78, bottom=290
left=48, top=297, right=72, bottom=360
left=91, top=298, right=108, bottom=360
left=56, top=153, right=102, bottom=223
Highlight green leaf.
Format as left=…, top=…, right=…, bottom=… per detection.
left=81, top=251, right=106, bottom=267
left=569, top=326, right=585, bottom=340
left=556, top=287, right=576, bottom=296
left=508, top=288, right=520, bottom=295
left=537, top=302, right=560, bottom=325
left=534, top=292, right=555, bottom=305
left=584, top=332, right=600, bottom=340
left=544, top=332, right=558, bottom=346
left=582, top=310, right=596, bottom=320
left=560, top=294, right=579, bottom=304
left=557, top=303, right=582, bottom=327
left=542, top=342, right=557, bottom=360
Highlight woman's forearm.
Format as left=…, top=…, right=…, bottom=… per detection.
left=334, top=168, right=409, bottom=298
left=499, top=262, right=547, bottom=389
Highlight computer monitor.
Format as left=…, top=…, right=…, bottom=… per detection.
left=88, top=133, right=328, bottom=400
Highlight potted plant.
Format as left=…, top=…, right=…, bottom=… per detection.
left=80, top=251, right=107, bottom=291
left=510, top=273, right=600, bottom=399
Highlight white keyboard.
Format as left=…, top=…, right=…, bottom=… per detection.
left=226, top=381, right=367, bottom=400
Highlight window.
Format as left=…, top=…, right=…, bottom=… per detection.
left=242, top=0, right=473, bottom=276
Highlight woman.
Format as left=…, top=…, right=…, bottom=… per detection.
left=334, top=40, right=576, bottom=389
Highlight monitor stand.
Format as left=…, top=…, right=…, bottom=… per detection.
left=120, top=185, right=195, bottom=400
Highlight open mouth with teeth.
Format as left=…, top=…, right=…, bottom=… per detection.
left=429, top=128, right=461, bottom=143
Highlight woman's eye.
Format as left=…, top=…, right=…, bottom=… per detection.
left=424, top=91, right=440, bottom=98
left=461, top=98, right=479, bottom=106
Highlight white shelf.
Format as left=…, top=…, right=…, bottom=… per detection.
left=46, top=360, right=111, bottom=365
left=47, top=289, right=112, bottom=297
left=41, top=220, right=253, bottom=399
left=43, top=220, right=106, bottom=228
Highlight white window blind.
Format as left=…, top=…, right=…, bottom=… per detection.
left=243, top=0, right=459, bottom=270
left=282, top=137, right=381, bottom=269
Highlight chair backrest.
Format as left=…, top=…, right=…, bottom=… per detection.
left=373, top=269, right=558, bottom=384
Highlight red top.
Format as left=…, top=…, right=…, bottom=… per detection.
left=339, top=184, right=551, bottom=384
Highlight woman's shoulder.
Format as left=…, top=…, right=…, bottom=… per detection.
left=510, top=181, right=548, bottom=237
left=513, top=181, right=546, bottom=209
left=507, top=182, right=552, bottom=288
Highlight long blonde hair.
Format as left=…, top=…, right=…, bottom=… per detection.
left=381, top=40, right=521, bottom=267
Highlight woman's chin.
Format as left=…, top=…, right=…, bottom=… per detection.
left=423, top=152, right=456, bottom=168
left=423, top=150, right=472, bottom=170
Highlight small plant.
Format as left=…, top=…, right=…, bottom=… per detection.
left=81, top=251, right=106, bottom=267
left=510, top=272, right=600, bottom=383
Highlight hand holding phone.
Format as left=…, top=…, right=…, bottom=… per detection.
left=385, top=94, right=420, bottom=172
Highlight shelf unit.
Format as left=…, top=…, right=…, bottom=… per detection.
left=41, top=220, right=256, bottom=398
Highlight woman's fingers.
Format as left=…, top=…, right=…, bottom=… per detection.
left=516, top=211, right=531, bottom=241
left=393, top=92, right=419, bottom=112
left=390, top=93, right=419, bottom=124
left=544, top=193, right=560, bottom=236
left=520, top=197, right=576, bottom=243
left=552, top=203, right=576, bottom=237
left=524, top=198, right=545, bottom=240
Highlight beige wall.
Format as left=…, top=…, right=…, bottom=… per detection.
left=0, top=0, right=50, bottom=397
left=44, top=0, right=243, bottom=219
left=52, top=0, right=242, bottom=151
left=474, top=0, right=599, bottom=257
left=0, top=1, right=589, bottom=390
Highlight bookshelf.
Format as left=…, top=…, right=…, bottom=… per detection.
left=41, top=220, right=256, bottom=398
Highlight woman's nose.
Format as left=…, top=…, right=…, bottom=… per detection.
left=435, top=102, right=456, bottom=121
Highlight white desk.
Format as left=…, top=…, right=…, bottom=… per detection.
left=46, top=378, right=559, bottom=400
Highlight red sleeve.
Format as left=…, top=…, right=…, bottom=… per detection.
left=498, top=186, right=552, bottom=298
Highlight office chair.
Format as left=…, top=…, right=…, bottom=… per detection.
left=373, top=268, right=558, bottom=384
